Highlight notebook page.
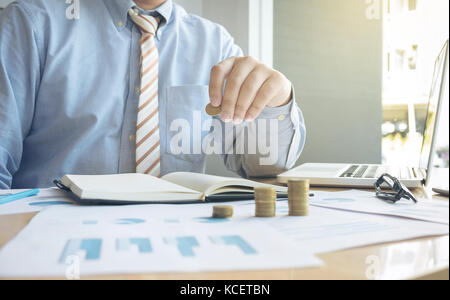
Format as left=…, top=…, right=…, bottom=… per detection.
left=63, top=174, right=200, bottom=200
left=162, top=172, right=287, bottom=196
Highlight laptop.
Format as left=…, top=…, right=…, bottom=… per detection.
left=278, top=40, right=449, bottom=189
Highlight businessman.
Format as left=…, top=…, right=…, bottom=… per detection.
left=0, top=0, right=306, bottom=189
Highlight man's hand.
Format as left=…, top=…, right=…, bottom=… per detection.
left=209, top=56, right=292, bottom=125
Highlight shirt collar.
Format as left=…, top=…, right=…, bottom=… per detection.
left=103, top=0, right=173, bottom=34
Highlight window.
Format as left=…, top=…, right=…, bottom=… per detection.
left=382, top=0, right=449, bottom=167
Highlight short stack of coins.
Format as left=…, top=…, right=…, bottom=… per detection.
left=212, top=205, right=234, bottom=219
left=254, top=187, right=276, bottom=218
left=288, top=180, right=310, bottom=216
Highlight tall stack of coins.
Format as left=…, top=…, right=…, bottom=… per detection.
left=254, top=187, right=276, bottom=218
left=288, top=180, right=310, bottom=216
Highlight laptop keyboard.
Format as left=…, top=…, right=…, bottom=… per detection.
left=340, top=165, right=359, bottom=178
left=354, top=165, right=369, bottom=178
left=340, top=165, right=379, bottom=178
left=364, top=166, right=379, bottom=178
left=339, top=165, right=418, bottom=179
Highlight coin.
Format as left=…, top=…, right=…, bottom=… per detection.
left=205, top=103, right=222, bottom=116
left=254, top=187, right=276, bottom=200
left=288, top=180, right=310, bottom=216
left=212, top=205, right=234, bottom=218
left=289, top=209, right=309, bottom=217
left=254, top=187, right=276, bottom=218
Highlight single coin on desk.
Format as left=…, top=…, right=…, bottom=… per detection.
left=205, top=103, right=222, bottom=116
left=212, top=205, right=234, bottom=218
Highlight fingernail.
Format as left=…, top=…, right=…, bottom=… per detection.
left=210, top=97, right=220, bottom=107
left=245, top=115, right=255, bottom=122
left=222, top=114, right=232, bottom=123
left=233, top=118, right=243, bottom=125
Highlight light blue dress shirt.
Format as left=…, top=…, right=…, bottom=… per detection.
left=0, top=0, right=306, bottom=189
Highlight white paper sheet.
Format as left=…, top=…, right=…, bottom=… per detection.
left=0, top=188, right=74, bottom=216
left=308, top=190, right=449, bottom=225
left=0, top=204, right=322, bottom=278
left=0, top=199, right=448, bottom=278
left=164, top=200, right=448, bottom=254
left=262, top=202, right=448, bottom=254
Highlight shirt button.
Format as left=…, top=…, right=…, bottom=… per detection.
left=129, top=135, right=136, bottom=142
left=134, top=86, right=140, bottom=94
left=117, top=21, right=124, bottom=27
left=278, top=115, right=286, bottom=121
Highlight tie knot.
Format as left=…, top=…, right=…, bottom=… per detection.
left=128, top=8, right=160, bottom=36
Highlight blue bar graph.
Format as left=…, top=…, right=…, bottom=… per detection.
left=210, top=235, right=257, bottom=255
left=195, top=217, right=229, bottom=224
left=82, top=220, right=98, bottom=225
left=116, top=238, right=152, bottom=253
left=164, top=219, right=180, bottom=223
left=114, top=218, right=146, bottom=225
left=165, top=236, right=199, bottom=257
left=59, top=239, right=102, bottom=263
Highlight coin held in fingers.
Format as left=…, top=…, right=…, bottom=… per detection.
left=205, top=103, right=222, bottom=116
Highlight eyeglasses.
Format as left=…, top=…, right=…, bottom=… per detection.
left=374, top=173, right=418, bottom=204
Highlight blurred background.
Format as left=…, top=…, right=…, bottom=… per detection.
left=1, top=0, right=448, bottom=175
left=381, top=0, right=449, bottom=168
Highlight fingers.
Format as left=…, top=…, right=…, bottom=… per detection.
left=233, top=65, right=269, bottom=123
left=221, top=57, right=258, bottom=123
left=245, top=75, right=282, bottom=122
left=209, top=56, right=236, bottom=107
left=209, top=56, right=292, bottom=125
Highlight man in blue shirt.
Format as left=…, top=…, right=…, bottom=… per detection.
left=0, top=0, right=306, bottom=189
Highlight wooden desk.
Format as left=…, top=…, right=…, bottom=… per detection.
left=0, top=184, right=448, bottom=280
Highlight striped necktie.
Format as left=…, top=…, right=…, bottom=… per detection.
left=128, top=8, right=161, bottom=177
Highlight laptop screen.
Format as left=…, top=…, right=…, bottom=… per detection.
left=419, top=41, right=449, bottom=173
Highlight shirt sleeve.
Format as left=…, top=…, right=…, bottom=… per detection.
left=217, top=27, right=306, bottom=178
left=0, top=3, right=41, bottom=189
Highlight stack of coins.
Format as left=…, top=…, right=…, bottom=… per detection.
left=212, top=205, right=234, bottom=218
left=254, top=187, right=276, bottom=218
left=288, top=180, right=310, bottom=216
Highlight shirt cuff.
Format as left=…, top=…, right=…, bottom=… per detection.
left=256, top=87, right=303, bottom=169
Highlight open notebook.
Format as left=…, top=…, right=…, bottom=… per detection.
left=56, top=172, right=288, bottom=204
